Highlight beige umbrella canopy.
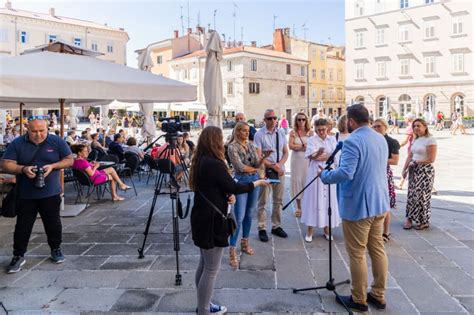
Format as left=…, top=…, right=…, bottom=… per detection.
left=204, top=31, right=224, bottom=128
left=22, top=39, right=103, bottom=57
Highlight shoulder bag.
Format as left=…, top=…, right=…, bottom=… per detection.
left=196, top=190, right=237, bottom=237
left=265, top=129, right=280, bottom=180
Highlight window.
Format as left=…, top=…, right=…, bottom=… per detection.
left=337, top=70, right=342, bottom=81
left=184, top=69, right=189, bottom=79
left=337, top=88, right=343, bottom=100
left=329, top=88, right=334, bottom=100
left=107, top=44, right=113, bottom=53
left=354, top=1, right=364, bottom=16
left=329, top=69, right=333, bottom=81
left=20, top=31, right=27, bottom=44
left=320, top=70, right=326, bottom=80
left=300, top=86, right=305, bottom=97
left=250, top=59, right=257, bottom=71
left=48, top=34, right=57, bottom=43
left=227, top=60, right=233, bottom=71
left=320, top=50, right=326, bottom=60
left=376, top=61, right=386, bottom=77
left=249, top=82, right=260, bottom=94
left=157, top=55, right=163, bottom=64
left=227, top=82, right=234, bottom=95
left=74, top=38, right=81, bottom=46
left=356, top=64, right=364, bottom=79
left=424, top=56, right=436, bottom=74
left=91, top=42, right=98, bottom=51
left=399, top=25, right=409, bottom=42
left=376, top=29, right=385, bottom=45
left=452, top=53, right=464, bottom=72
left=399, top=94, right=412, bottom=116
left=377, top=97, right=386, bottom=117
left=0, top=29, right=8, bottom=43
left=300, top=66, right=305, bottom=76
left=286, top=64, right=291, bottom=75
left=311, top=88, right=317, bottom=99
left=321, top=89, right=326, bottom=99
left=287, top=85, right=292, bottom=96
left=400, top=0, right=409, bottom=9
left=424, top=21, right=435, bottom=39
left=425, top=0, right=434, bottom=3
left=356, top=32, right=364, bottom=48
left=452, top=16, right=464, bottom=35
left=312, top=69, right=317, bottom=78
left=192, top=68, right=197, bottom=79
left=400, top=59, right=410, bottom=75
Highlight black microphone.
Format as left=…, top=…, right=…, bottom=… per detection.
left=325, top=141, right=344, bottom=168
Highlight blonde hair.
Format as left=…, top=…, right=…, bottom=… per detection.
left=374, top=118, right=389, bottom=130
left=229, top=122, right=250, bottom=144
left=292, top=112, right=310, bottom=133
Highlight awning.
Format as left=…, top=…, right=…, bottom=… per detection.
left=170, top=102, right=207, bottom=112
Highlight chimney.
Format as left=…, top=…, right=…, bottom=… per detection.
left=5, top=1, right=12, bottom=10
left=49, top=7, right=56, bottom=17
left=187, top=27, right=192, bottom=34
left=196, top=26, right=205, bottom=34
left=173, top=30, right=179, bottom=38
left=273, top=28, right=285, bottom=52
left=283, top=27, right=290, bottom=36
left=251, top=41, right=257, bottom=47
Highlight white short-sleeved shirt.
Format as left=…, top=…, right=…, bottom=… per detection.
left=411, top=136, right=437, bottom=161
left=254, top=127, right=288, bottom=171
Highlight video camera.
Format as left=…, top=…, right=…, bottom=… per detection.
left=159, top=116, right=191, bottom=135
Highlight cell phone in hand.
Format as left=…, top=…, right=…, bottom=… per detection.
left=266, top=179, right=280, bottom=184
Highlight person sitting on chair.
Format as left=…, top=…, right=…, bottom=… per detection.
left=108, top=133, right=125, bottom=161
left=154, top=136, right=185, bottom=182
left=124, top=137, right=145, bottom=160
left=71, top=144, right=130, bottom=201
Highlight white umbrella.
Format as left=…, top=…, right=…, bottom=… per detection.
left=68, top=104, right=78, bottom=129
left=137, top=46, right=157, bottom=138
left=382, top=98, right=388, bottom=118
left=100, top=104, right=110, bottom=130
left=317, top=100, right=324, bottom=110
left=204, top=31, right=224, bottom=128
left=455, top=96, right=462, bottom=110
left=415, top=98, right=421, bottom=117
left=428, top=96, right=435, bottom=124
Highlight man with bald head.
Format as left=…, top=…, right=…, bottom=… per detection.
left=2, top=117, right=73, bottom=273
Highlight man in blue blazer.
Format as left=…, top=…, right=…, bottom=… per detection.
left=321, top=104, right=389, bottom=312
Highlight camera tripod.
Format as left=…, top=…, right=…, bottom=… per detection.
left=285, top=162, right=352, bottom=314
left=138, top=134, right=191, bottom=286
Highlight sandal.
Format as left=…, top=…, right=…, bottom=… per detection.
left=414, top=224, right=429, bottom=230
left=229, top=247, right=238, bottom=269
left=403, top=220, right=412, bottom=230
left=113, top=196, right=125, bottom=201
left=382, top=233, right=391, bottom=243
left=294, top=209, right=302, bottom=218
left=240, top=239, right=254, bottom=255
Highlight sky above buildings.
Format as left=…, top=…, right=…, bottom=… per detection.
left=12, top=0, right=345, bottom=67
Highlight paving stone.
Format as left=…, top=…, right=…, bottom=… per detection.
left=145, top=242, right=199, bottom=256
left=64, top=224, right=113, bottom=233
left=393, top=235, right=436, bottom=251
left=34, top=256, right=108, bottom=271
left=460, top=240, right=474, bottom=249
left=150, top=255, right=199, bottom=271
left=9, top=270, right=63, bottom=288
left=0, top=287, right=64, bottom=311
left=110, top=289, right=161, bottom=312
left=386, top=253, right=428, bottom=278
left=99, top=217, right=149, bottom=226
left=0, top=255, right=46, bottom=275
left=129, top=233, right=188, bottom=244
left=118, top=270, right=195, bottom=289
left=26, top=243, right=93, bottom=256
left=153, top=289, right=196, bottom=312
left=275, top=250, right=315, bottom=289
left=407, top=249, right=454, bottom=266
left=85, top=244, right=145, bottom=256
left=215, top=270, right=275, bottom=289
left=48, top=288, right=125, bottom=312
left=272, top=228, right=305, bottom=250
left=309, top=259, right=351, bottom=290
left=238, top=239, right=274, bottom=271
left=108, top=224, right=159, bottom=234
left=424, top=266, right=474, bottom=296
left=367, top=288, right=418, bottom=315
left=52, top=270, right=130, bottom=288
left=29, top=232, right=86, bottom=244
left=78, top=233, right=135, bottom=244
left=437, top=247, right=474, bottom=277
left=457, top=296, right=474, bottom=313
left=397, top=276, right=465, bottom=312
left=443, top=226, right=474, bottom=241
left=100, top=256, right=156, bottom=270
left=305, top=236, right=343, bottom=260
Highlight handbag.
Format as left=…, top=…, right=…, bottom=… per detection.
left=197, top=190, right=237, bottom=237
left=1, top=141, right=46, bottom=218
left=265, top=128, right=280, bottom=180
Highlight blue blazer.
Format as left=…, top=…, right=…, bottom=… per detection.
left=321, top=126, right=389, bottom=221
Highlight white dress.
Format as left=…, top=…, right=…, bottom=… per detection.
left=301, top=135, right=341, bottom=228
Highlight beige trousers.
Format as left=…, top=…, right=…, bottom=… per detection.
left=342, top=215, right=388, bottom=305
left=257, top=174, right=285, bottom=230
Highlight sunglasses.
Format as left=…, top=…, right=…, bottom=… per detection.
left=265, top=117, right=278, bottom=121
left=297, top=118, right=306, bottom=121
left=28, top=115, right=49, bottom=121
left=316, top=128, right=326, bottom=132
left=373, top=125, right=383, bottom=129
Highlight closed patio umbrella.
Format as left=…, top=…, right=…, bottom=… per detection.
left=137, top=46, right=157, bottom=139
left=204, top=31, right=224, bottom=128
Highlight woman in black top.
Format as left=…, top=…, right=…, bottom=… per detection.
left=373, top=118, right=400, bottom=242
left=189, top=126, right=268, bottom=314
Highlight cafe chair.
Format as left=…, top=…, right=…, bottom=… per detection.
left=119, top=152, right=139, bottom=196
left=72, top=168, right=110, bottom=208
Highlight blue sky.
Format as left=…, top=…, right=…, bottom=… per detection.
left=13, top=0, right=345, bottom=67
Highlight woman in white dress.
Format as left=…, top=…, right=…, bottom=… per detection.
left=301, top=118, right=341, bottom=242
left=289, top=112, right=313, bottom=218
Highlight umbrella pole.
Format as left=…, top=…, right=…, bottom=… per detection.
left=19, top=102, right=24, bottom=135
left=59, top=99, right=65, bottom=200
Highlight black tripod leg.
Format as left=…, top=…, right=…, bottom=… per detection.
left=293, top=285, right=326, bottom=293
left=172, top=200, right=182, bottom=286
left=138, top=187, right=161, bottom=259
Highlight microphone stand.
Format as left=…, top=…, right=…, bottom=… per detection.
left=292, top=161, right=352, bottom=315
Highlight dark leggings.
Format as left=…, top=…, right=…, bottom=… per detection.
left=195, top=246, right=224, bottom=315
left=13, top=195, right=62, bottom=256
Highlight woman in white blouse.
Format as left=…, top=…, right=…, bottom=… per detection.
left=402, top=119, right=437, bottom=230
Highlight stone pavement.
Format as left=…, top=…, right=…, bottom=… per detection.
left=0, top=129, right=472, bottom=314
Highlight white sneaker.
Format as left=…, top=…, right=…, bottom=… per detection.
left=304, top=235, right=312, bottom=243
left=324, top=234, right=334, bottom=241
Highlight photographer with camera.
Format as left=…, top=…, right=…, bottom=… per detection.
left=1, top=117, right=73, bottom=274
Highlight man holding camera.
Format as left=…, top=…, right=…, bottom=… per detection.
left=254, top=109, right=289, bottom=242
left=2, top=117, right=73, bottom=273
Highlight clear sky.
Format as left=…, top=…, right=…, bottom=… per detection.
left=12, top=0, right=345, bottom=67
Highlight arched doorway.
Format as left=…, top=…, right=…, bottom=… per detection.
left=423, top=94, right=436, bottom=124
left=376, top=96, right=387, bottom=118
left=451, top=93, right=465, bottom=116
left=355, top=96, right=365, bottom=105
left=398, top=94, right=411, bottom=117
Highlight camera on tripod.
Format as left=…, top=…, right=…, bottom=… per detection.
left=159, top=116, right=191, bottom=135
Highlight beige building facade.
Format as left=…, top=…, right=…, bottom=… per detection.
left=0, top=1, right=129, bottom=64
left=345, top=0, right=473, bottom=119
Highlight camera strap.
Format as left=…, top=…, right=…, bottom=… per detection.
left=196, top=189, right=228, bottom=219
left=26, top=141, right=47, bottom=167
left=275, top=128, right=280, bottom=163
